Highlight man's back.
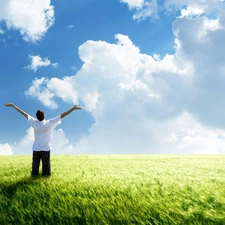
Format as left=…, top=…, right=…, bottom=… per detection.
left=28, top=115, right=61, bottom=151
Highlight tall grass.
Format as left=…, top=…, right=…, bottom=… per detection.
left=1, top=155, right=225, bottom=224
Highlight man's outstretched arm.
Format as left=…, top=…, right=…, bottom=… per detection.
left=60, top=105, right=82, bottom=119
left=5, top=103, right=28, bottom=119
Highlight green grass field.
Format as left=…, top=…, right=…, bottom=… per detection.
left=1, top=155, right=225, bottom=225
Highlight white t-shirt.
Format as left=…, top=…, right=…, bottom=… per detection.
left=28, top=115, right=61, bottom=151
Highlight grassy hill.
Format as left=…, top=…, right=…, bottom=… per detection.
left=1, top=154, right=225, bottom=224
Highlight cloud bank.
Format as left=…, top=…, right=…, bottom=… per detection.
left=24, top=0, right=225, bottom=154
left=2, top=0, right=225, bottom=155
left=0, top=0, right=54, bottom=42
left=120, top=0, right=160, bottom=21
left=121, top=0, right=225, bottom=21
left=0, top=144, right=13, bottom=155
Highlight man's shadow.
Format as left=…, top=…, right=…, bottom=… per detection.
left=1, top=175, right=87, bottom=225
left=1, top=175, right=48, bottom=199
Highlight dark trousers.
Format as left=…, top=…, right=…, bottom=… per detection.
left=32, top=151, right=51, bottom=175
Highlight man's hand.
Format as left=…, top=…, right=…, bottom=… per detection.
left=73, top=105, right=82, bottom=110
left=4, top=103, right=28, bottom=119
left=5, top=103, right=14, bottom=107
left=61, top=105, right=82, bottom=119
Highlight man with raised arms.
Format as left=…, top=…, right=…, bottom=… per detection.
left=5, top=103, right=82, bottom=176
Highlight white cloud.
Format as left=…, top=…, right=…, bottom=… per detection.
left=74, top=112, right=225, bottom=154
left=25, top=76, right=78, bottom=109
left=25, top=77, right=58, bottom=109
left=121, top=0, right=224, bottom=21
left=52, top=63, right=59, bottom=68
left=0, top=0, right=54, bottom=42
left=164, top=0, right=221, bottom=13
left=134, top=0, right=159, bottom=21
left=46, top=77, right=78, bottom=104
left=155, top=112, right=225, bottom=154
left=71, top=66, right=78, bottom=71
left=23, top=34, right=190, bottom=153
left=0, top=143, right=13, bottom=155
left=26, top=55, right=58, bottom=72
left=52, top=129, right=76, bottom=154
left=25, top=2, right=225, bottom=154
left=0, top=28, right=4, bottom=34
left=121, top=0, right=159, bottom=21
left=120, top=0, right=144, bottom=9
left=180, top=4, right=205, bottom=18
left=13, top=127, right=34, bottom=154
left=171, top=8, right=225, bottom=128
left=71, top=109, right=225, bottom=154
left=67, top=25, right=74, bottom=29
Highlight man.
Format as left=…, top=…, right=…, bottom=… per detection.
left=4, top=103, right=82, bottom=176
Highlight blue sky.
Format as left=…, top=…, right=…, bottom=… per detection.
left=1, top=0, right=225, bottom=155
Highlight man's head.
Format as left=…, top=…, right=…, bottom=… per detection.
left=36, top=110, right=45, bottom=121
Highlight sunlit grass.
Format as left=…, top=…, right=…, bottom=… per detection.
left=1, top=155, right=225, bottom=224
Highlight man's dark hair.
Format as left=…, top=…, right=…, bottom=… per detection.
left=36, top=110, right=45, bottom=121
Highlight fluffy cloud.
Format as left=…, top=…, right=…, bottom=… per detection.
left=121, top=0, right=224, bottom=21
left=0, top=143, right=13, bottom=155
left=74, top=111, right=225, bottom=154
left=25, top=76, right=78, bottom=109
left=26, top=55, right=58, bottom=72
left=172, top=8, right=225, bottom=128
left=67, top=25, right=74, bottom=29
left=179, top=5, right=205, bottom=18
left=120, top=0, right=144, bottom=9
left=13, top=127, right=34, bottom=155
left=46, top=77, right=78, bottom=105
left=25, top=1, right=225, bottom=153
left=52, top=129, right=76, bottom=154
left=121, top=0, right=159, bottom=21
left=25, top=77, right=57, bottom=109
left=0, top=0, right=54, bottom=42
left=155, top=112, right=225, bottom=154
left=164, top=0, right=222, bottom=13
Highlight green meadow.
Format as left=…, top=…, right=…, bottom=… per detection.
left=1, top=155, right=225, bottom=225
